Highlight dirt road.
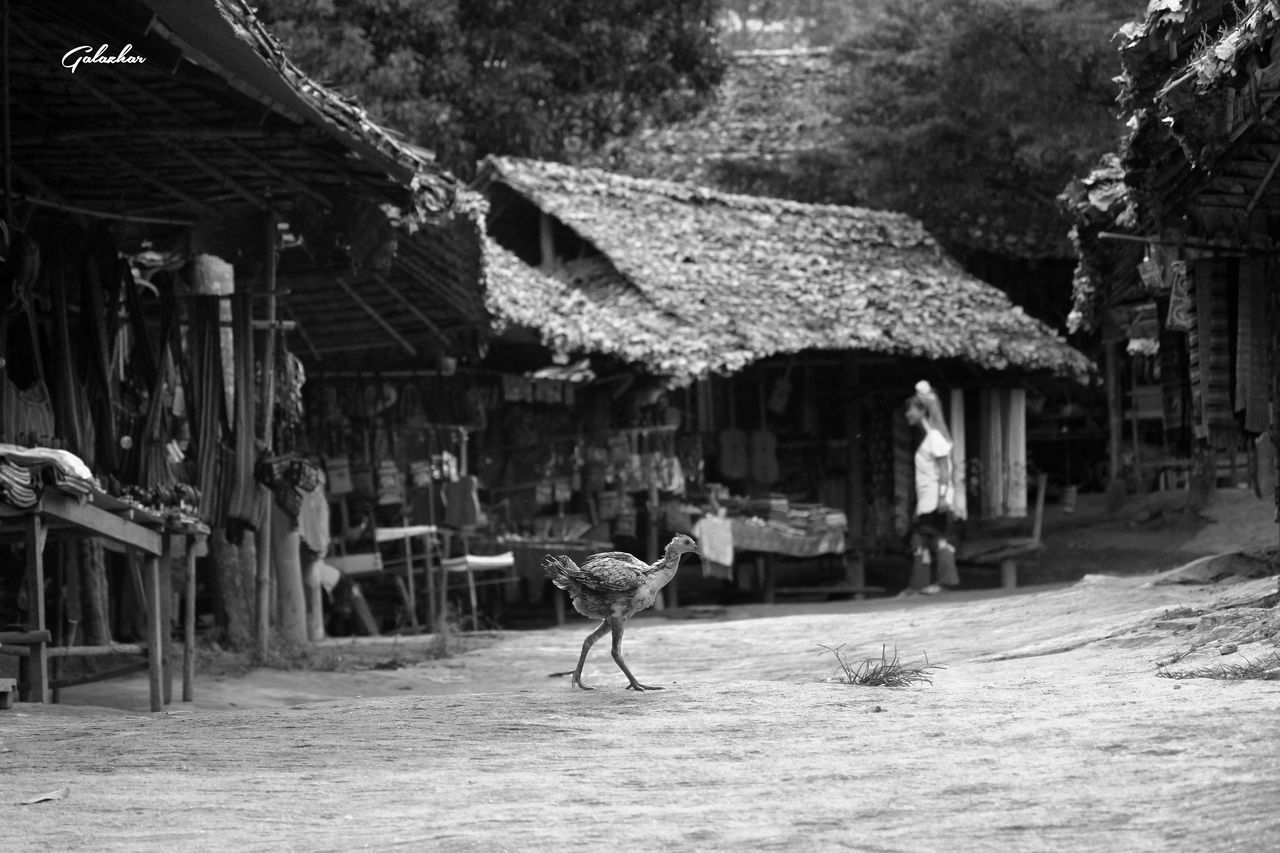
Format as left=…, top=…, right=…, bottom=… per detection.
left=5, top=565, right=1280, bottom=852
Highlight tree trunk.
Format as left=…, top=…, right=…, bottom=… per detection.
left=79, top=539, right=113, bottom=645
left=272, top=503, right=308, bottom=646
left=208, top=526, right=255, bottom=651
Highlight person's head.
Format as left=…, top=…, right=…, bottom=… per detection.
left=906, top=380, right=950, bottom=438
left=905, top=396, right=928, bottom=427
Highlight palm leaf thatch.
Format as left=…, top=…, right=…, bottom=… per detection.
left=481, top=156, right=1093, bottom=384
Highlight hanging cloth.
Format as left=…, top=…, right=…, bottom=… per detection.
left=80, top=237, right=122, bottom=473
left=1193, top=261, right=1237, bottom=449
left=227, top=291, right=263, bottom=530
left=187, top=294, right=231, bottom=524
left=1236, top=258, right=1270, bottom=435
left=48, top=230, right=90, bottom=461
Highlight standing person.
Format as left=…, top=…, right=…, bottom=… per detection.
left=903, top=380, right=959, bottom=595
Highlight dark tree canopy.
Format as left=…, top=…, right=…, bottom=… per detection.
left=257, top=0, right=726, bottom=178
left=830, top=0, right=1142, bottom=260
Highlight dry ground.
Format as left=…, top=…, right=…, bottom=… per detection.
left=4, top=488, right=1280, bottom=851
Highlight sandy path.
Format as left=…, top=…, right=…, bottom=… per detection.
left=5, top=570, right=1280, bottom=852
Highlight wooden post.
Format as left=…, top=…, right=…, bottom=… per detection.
left=144, top=552, right=164, bottom=712
left=1129, top=357, right=1146, bottom=500
left=50, top=541, right=63, bottom=703
left=400, top=529, right=419, bottom=630
left=183, top=542, right=197, bottom=702
left=420, top=532, right=436, bottom=634
left=844, top=354, right=865, bottom=547
left=255, top=211, right=280, bottom=659
left=303, top=552, right=325, bottom=642
left=25, top=515, right=49, bottom=704
left=1106, top=341, right=1124, bottom=488
left=160, top=535, right=174, bottom=706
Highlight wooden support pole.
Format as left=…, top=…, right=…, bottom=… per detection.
left=1106, top=341, right=1124, bottom=489
left=25, top=514, right=49, bottom=704
left=183, top=543, right=197, bottom=702
left=255, top=211, right=280, bottom=659
left=160, top=539, right=174, bottom=706
left=420, top=532, right=437, bottom=634
left=844, top=354, right=865, bottom=543
left=144, top=552, right=164, bottom=712
left=400, top=529, right=419, bottom=630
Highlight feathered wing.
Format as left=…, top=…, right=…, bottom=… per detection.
left=542, top=552, right=647, bottom=593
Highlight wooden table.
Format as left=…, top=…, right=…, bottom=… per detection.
left=0, top=492, right=207, bottom=711
left=729, top=521, right=850, bottom=604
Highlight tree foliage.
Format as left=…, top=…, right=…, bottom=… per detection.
left=830, top=0, right=1142, bottom=258
left=257, top=0, right=726, bottom=178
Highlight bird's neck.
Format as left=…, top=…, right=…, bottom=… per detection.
left=649, top=546, right=686, bottom=585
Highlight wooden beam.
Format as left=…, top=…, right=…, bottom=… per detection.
left=15, top=493, right=164, bottom=555
left=13, top=193, right=195, bottom=226
left=1245, top=148, right=1280, bottom=215
left=163, top=141, right=273, bottom=212
left=225, top=140, right=333, bottom=209
left=333, top=277, right=417, bottom=355
left=13, top=127, right=297, bottom=145
left=108, top=74, right=333, bottom=210
left=97, top=147, right=222, bottom=218
left=280, top=304, right=321, bottom=361
left=307, top=340, right=413, bottom=355
left=372, top=272, right=449, bottom=352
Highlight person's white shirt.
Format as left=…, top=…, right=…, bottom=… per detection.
left=914, top=426, right=953, bottom=515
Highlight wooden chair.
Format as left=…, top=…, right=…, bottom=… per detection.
left=956, top=473, right=1048, bottom=589
left=438, top=550, right=517, bottom=630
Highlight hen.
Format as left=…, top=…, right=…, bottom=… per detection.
left=543, top=534, right=698, bottom=690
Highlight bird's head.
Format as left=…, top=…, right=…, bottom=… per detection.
left=667, top=534, right=698, bottom=555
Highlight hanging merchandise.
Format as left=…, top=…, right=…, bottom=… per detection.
left=350, top=462, right=375, bottom=497
left=326, top=455, right=353, bottom=495
left=443, top=473, right=481, bottom=527
left=553, top=477, right=573, bottom=503
left=719, top=381, right=748, bottom=480
left=535, top=479, right=554, bottom=506
left=597, top=489, right=620, bottom=520
left=1165, top=260, right=1193, bottom=331
left=613, top=494, right=636, bottom=537
left=749, top=384, right=780, bottom=485
left=409, top=459, right=433, bottom=488
left=376, top=459, right=404, bottom=505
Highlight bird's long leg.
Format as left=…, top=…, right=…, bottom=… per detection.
left=572, top=620, right=610, bottom=690
left=610, top=618, right=662, bottom=691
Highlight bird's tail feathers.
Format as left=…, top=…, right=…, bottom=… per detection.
left=542, top=554, right=580, bottom=590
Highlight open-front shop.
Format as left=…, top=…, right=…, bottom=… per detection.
left=0, top=0, right=483, bottom=707
left=1065, top=2, right=1280, bottom=526
left=468, top=156, right=1094, bottom=612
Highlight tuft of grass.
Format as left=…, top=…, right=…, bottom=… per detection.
left=819, top=643, right=945, bottom=687
left=1157, top=651, right=1280, bottom=681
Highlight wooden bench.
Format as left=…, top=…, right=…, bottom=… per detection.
left=956, top=473, right=1047, bottom=589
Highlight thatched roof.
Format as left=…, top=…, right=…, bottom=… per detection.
left=1066, top=0, right=1280, bottom=327
left=583, top=48, right=845, bottom=200
left=480, top=157, right=1093, bottom=383
left=12, top=0, right=488, bottom=366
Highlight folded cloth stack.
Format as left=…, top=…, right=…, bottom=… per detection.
left=0, top=443, right=93, bottom=479
left=0, top=444, right=97, bottom=508
left=0, top=458, right=38, bottom=507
